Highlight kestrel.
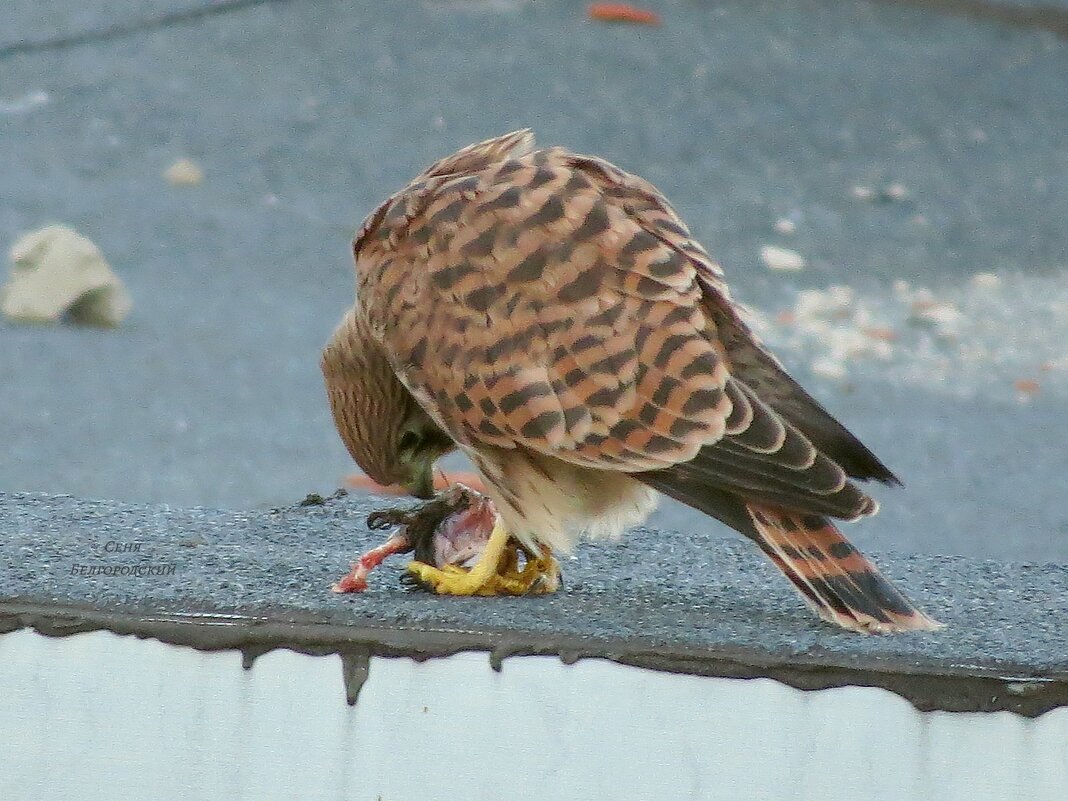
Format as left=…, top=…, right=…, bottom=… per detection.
left=322, top=130, right=941, bottom=633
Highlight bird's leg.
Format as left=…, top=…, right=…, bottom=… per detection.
left=406, top=518, right=561, bottom=596
left=331, top=497, right=443, bottom=593
left=332, top=532, right=413, bottom=593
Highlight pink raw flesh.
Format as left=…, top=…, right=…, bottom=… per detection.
left=331, top=533, right=412, bottom=593
left=432, top=496, right=497, bottom=568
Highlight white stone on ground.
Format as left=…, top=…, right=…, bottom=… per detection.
left=164, top=158, right=204, bottom=186
left=2, top=225, right=132, bottom=326
left=760, top=245, right=806, bottom=272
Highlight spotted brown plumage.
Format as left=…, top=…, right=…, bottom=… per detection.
left=323, top=130, right=941, bottom=633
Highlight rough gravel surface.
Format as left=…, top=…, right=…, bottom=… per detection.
left=3, top=491, right=1066, bottom=679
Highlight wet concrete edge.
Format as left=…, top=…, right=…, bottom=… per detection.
left=2, top=600, right=1065, bottom=717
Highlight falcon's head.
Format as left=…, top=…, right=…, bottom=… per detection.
left=322, top=310, right=455, bottom=499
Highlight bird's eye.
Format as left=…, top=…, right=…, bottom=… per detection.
left=397, top=430, right=421, bottom=454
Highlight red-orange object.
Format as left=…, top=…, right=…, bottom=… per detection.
left=588, top=3, right=661, bottom=25
left=345, top=471, right=487, bottom=495
left=861, top=326, right=898, bottom=343
left=331, top=533, right=412, bottom=593
left=1014, top=378, right=1040, bottom=396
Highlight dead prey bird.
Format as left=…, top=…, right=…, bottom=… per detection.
left=322, top=130, right=940, bottom=633
left=332, top=485, right=557, bottom=595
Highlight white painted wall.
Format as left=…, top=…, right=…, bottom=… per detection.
left=0, top=629, right=1065, bottom=801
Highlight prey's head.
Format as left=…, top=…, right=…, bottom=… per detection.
left=322, top=310, right=455, bottom=499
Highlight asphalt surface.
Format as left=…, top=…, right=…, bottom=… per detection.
left=2, top=491, right=1066, bottom=683
left=3, top=490, right=1068, bottom=717
left=1, top=0, right=1067, bottom=562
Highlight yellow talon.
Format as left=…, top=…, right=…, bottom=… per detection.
left=406, top=520, right=561, bottom=596
left=519, top=545, right=562, bottom=593
left=437, top=564, right=469, bottom=575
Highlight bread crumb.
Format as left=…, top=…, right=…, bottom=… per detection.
left=773, top=218, right=797, bottom=235
left=760, top=244, right=806, bottom=272
left=881, top=182, right=908, bottom=201
left=164, top=158, right=204, bottom=186
left=811, top=357, right=847, bottom=380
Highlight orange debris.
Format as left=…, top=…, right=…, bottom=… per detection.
left=861, top=326, right=898, bottom=342
left=345, top=472, right=486, bottom=495
left=588, top=3, right=661, bottom=25
left=1013, top=378, right=1040, bottom=396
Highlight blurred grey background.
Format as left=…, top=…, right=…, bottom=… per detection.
left=2, top=0, right=1066, bottom=561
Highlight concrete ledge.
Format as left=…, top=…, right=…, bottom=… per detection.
left=3, top=630, right=1065, bottom=801
left=2, top=491, right=1066, bottom=717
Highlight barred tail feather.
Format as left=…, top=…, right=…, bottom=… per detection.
left=747, top=503, right=942, bottom=634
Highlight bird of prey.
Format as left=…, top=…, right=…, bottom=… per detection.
left=322, top=130, right=941, bottom=633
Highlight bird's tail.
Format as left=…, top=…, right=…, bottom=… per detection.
left=746, top=503, right=942, bottom=633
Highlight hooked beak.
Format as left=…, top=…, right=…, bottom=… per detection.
left=406, top=463, right=435, bottom=500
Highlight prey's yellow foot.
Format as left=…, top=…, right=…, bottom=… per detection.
left=406, top=520, right=561, bottom=597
